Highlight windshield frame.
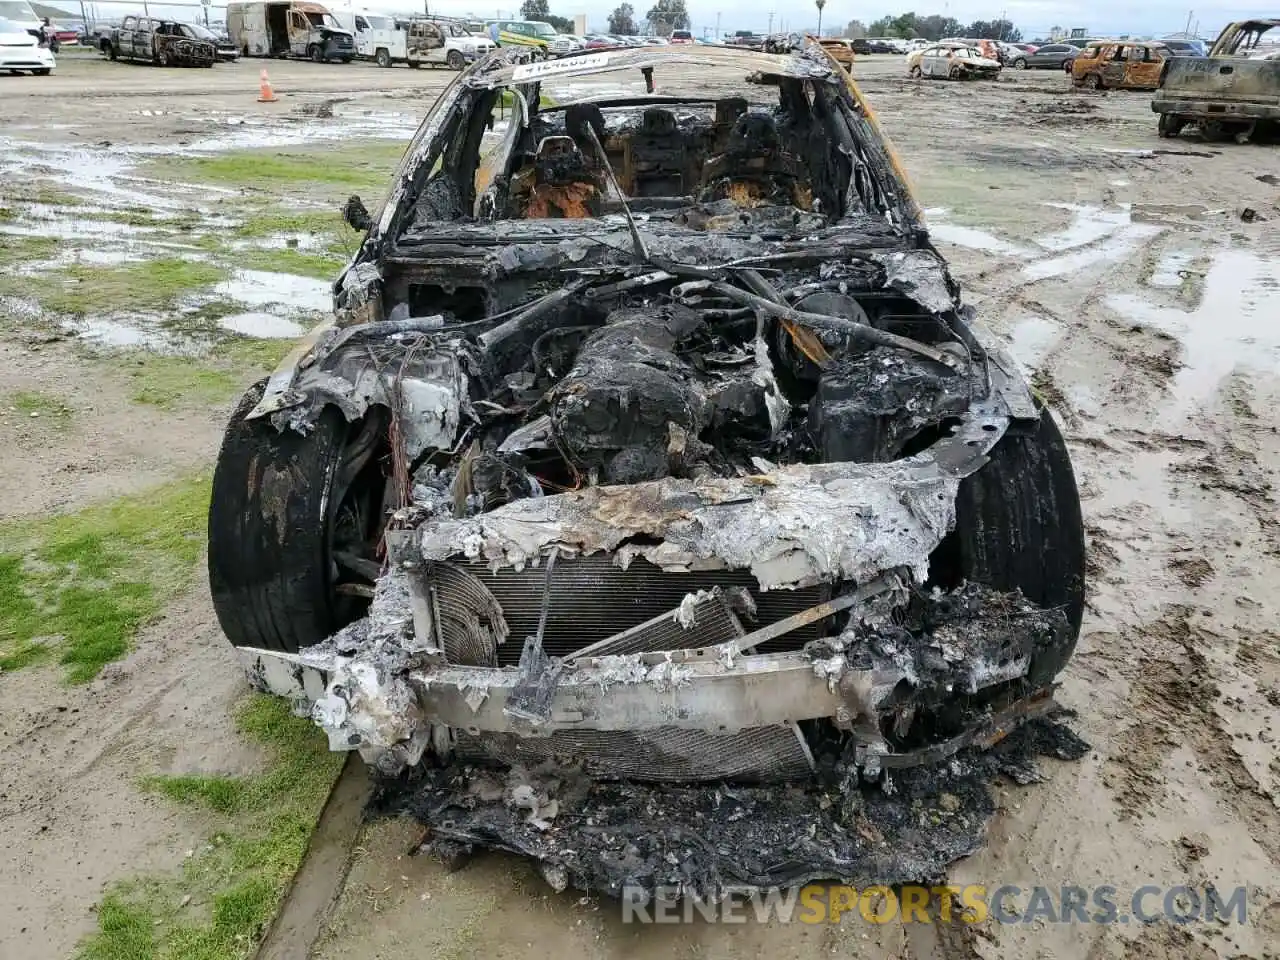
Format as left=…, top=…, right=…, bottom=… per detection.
left=350, top=45, right=924, bottom=271
left=0, top=0, right=35, bottom=22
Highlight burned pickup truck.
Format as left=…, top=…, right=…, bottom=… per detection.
left=104, top=15, right=217, bottom=66
left=210, top=45, right=1087, bottom=894
left=1154, top=19, right=1280, bottom=141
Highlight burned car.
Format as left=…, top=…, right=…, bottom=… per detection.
left=1154, top=19, right=1280, bottom=142
left=104, top=15, right=217, bottom=66
left=210, top=45, right=1086, bottom=894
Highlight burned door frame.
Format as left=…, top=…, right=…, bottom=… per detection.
left=287, top=8, right=311, bottom=57
left=1098, top=44, right=1127, bottom=87
left=922, top=47, right=949, bottom=78
left=407, top=19, right=445, bottom=66
left=135, top=17, right=158, bottom=60
left=1126, top=44, right=1166, bottom=89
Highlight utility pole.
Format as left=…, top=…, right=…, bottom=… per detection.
left=1183, top=10, right=1193, bottom=36
left=715, top=11, right=721, bottom=37
left=767, top=11, right=774, bottom=33
left=814, top=0, right=824, bottom=36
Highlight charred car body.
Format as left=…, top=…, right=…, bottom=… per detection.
left=104, top=15, right=216, bottom=66
left=210, top=45, right=1086, bottom=894
left=1154, top=19, right=1280, bottom=142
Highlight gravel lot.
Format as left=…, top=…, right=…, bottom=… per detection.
left=1, top=49, right=1278, bottom=960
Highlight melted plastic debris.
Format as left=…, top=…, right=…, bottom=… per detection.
left=376, top=718, right=1089, bottom=899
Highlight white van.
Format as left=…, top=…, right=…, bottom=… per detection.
left=328, top=7, right=398, bottom=64
left=328, top=11, right=492, bottom=68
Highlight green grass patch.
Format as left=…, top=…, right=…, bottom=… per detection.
left=0, top=475, right=210, bottom=681
left=4, top=182, right=91, bottom=208
left=151, top=141, right=408, bottom=201
left=215, top=336, right=295, bottom=373
left=229, top=247, right=348, bottom=281
left=6, top=389, right=73, bottom=426
left=38, top=259, right=226, bottom=317
left=0, top=234, right=61, bottom=270
left=122, top=355, right=242, bottom=410
left=78, top=697, right=344, bottom=960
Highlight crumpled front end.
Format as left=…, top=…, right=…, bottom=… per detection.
left=240, top=337, right=1067, bottom=785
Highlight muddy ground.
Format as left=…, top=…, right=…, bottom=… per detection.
left=1, top=51, right=1278, bottom=960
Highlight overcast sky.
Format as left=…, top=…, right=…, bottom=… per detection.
left=69, top=0, right=1274, bottom=40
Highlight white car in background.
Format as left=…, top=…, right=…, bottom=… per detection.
left=0, top=15, right=54, bottom=74
left=547, top=33, right=581, bottom=55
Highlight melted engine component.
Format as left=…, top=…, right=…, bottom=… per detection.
left=808, top=345, right=971, bottom=463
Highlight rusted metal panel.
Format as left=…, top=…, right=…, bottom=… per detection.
left=1154, top=20, right=1280, bottom=125
left=1072, top=41, right=1169, bottom=90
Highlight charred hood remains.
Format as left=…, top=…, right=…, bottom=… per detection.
left=210, top=44, right=1089, bottom=896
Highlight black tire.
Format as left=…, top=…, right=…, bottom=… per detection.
left=446, top=49, right=465, bottom=69
left=1062, top=58, right=1073, bottom=73
left=108, top=43, right=117, bottom=60
left=309, top=43, right=323, bottom=62
left=1013, top=57, right=1027, bottom=69
left=407, top=59, right=420, bottom=68
left=934, top=409, right=1085, bottom=685
left=33, top=68, right=51, bottom=75
left=375, top=48, right=390, bottom=67
left=1199, top=119, right=1228, bottom=142
left=209, top=380, right=387, bottom=652
left=1157, top=113, right=1186, bottom=139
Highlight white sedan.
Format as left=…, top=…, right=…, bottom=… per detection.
left=0, top=16, right=54, bottom=74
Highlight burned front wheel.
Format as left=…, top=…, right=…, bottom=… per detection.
left=1158, top=114, right=1187, bottom=139
left=208, top=380, right=389, bottom=652
left=446, top=49, right=465, bottom=69
left=930, top=407, right=1086, bottom=686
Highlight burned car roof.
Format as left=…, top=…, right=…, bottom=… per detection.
left=212, top=41, right=1088, bottom=900
left=466, top=44, right=838, bottom=87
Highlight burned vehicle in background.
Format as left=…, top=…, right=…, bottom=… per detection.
left=1154, top=19, right=1280, bottom=142
left=209, top=45, right=1086, bottom=894
left=104, top=15, right=217, bottom=66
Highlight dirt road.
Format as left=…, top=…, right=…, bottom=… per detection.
left=1, top=52, right=1277, bottom=960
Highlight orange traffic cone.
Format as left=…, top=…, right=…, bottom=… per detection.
left=258, top=68, right=278, bottom=103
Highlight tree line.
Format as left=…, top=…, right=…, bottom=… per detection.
left=518, top=0, right=691, bottom=36
left=845, top=12, right=1023, bottom=42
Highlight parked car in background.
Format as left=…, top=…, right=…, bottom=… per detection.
left=1007, top=41, right=1076, bottom=70
left=1154, top=19, right=1280, bottom=141
left=486, top=18, right=555, bottom=51
left=817, top=37, right=854, bottom=66
left=669, top=29, right=692, bottom=43
left=1159, top=37, right=1207, bottom=56
left=583, top=34, right=618, bottom=49
left=0, top=14, right=54, bottom=73
left=187, top=22, right=240, bottom=60
left=1072, top=40, right=1168, bottom=90
left=105, top=16, right=217, bottom=66
left=547, top=33, right=581, bottom=55
left=909, top=43, right=1001, bottom=79
left=51, top=21, right=80, bottom=44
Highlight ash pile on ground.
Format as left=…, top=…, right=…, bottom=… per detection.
left=372, top=718, right=1088, bottom=898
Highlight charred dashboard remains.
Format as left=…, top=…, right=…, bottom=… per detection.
left=211, top=45, right=1087, bottom=895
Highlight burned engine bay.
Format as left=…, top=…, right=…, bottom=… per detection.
left=236, top=47, right=1087, bottom=897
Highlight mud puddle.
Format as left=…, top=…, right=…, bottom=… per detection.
left=210, top=269, right=331, bottom=313
left=1105, top=249, right=1280, bottom=411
